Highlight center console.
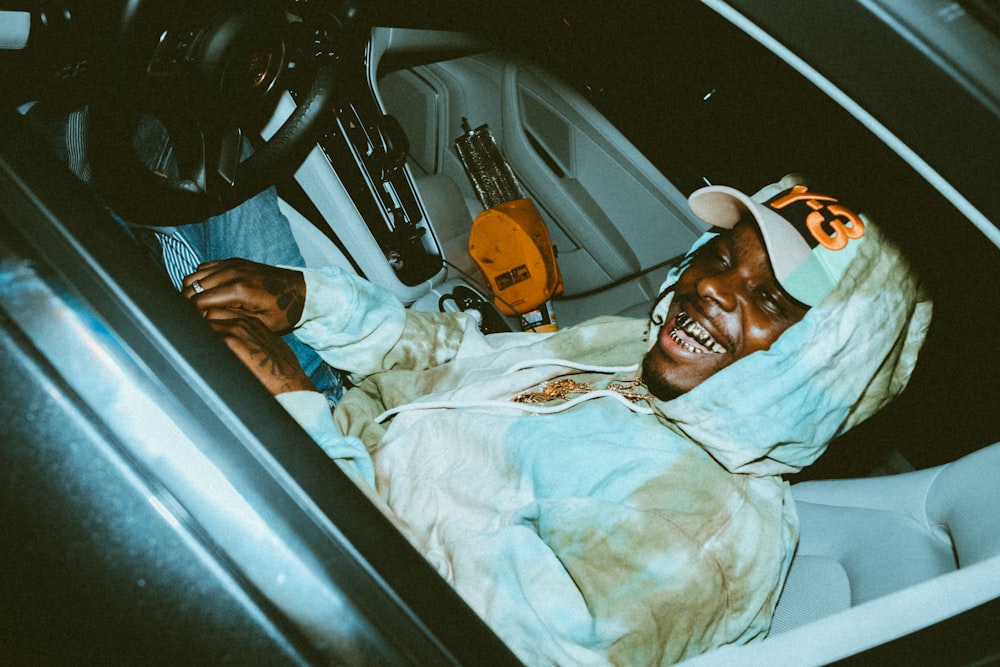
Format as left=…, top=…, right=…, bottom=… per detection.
left=266, top=25, right=513, bottom=332
left=265, top=47, right=447, bottom=304
left=318, top=96, right=443, bottom=287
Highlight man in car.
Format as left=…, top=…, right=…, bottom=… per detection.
left=182, top=175, right=932, bottom=666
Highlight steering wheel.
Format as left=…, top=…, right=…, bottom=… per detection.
left=87, top=0, right=344, bottom=225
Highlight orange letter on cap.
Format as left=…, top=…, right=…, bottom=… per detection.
left=771, top=186, right=866, bottom=251
left=806, top=204, right=865, bottom=251
left=769, top=185, right=838, bottom=209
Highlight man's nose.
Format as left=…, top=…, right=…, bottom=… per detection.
left=696, top=272, right=738, bottom=311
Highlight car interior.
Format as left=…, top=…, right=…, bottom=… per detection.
left=3, top=0, right=999, bottom=664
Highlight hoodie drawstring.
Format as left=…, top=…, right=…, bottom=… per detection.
left=375, top=360, right=650, bottom=423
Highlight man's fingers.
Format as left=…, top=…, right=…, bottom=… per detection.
left=183, top=263, right=257, bottom=311
left=181, top=267, right=223, bottom=301
left=201, top=306, right=246, bottom=321
left=194, top=259, right=226, bottom=272
left=188, top=279, right=255, bottom=313
left=205, top=316, right=261, bottom=355
left=205, top=314, right=243, bottom=333
left=179, top=258, right=304, bottom=335
left=181, top=258, right=249, bottom=298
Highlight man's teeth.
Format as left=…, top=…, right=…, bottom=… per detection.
left=670, top=310, right=725, bottom=354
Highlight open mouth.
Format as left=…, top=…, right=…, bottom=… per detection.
left=668, top=309, right=726, bottom=354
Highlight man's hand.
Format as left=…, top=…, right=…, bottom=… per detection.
left=207, top=315, right=316, bottom=395
left=182, top=258, right=306, bottom=335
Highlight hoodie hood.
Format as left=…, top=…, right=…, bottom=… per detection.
left=647, top=211, right=932, bottom=476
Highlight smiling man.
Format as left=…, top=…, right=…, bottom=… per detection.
left=643, top=219, right=808, bottom=399
left=642, top=178, right=862, bottom=401
left=184, top=175, right=932, bottom=666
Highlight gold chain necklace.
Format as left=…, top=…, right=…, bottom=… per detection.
left=512, top=377, right=649, bottom=404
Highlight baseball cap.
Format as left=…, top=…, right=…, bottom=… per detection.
left=687, top=179, right=868, bottom=307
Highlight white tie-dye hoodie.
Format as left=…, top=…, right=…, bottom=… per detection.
left=276, top=221, right=931, bottom=666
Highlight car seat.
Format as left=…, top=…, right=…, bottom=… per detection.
left=770, top=440, right=1000, bottom=634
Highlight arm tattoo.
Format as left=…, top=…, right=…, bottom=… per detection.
left=262, top=274, right=306, bottom=330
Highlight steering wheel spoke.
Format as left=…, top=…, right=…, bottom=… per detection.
left=163, top=114, right=245, bottom=193
left=212, top=125, right=244, bottom=188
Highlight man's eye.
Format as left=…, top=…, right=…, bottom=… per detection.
left=709, top=250, right=730, bottom=268
left=694, top=240, right=731, bottom=270
left=757, top=289, right=783, bottom=313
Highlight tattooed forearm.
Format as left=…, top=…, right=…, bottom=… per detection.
left=213, top=315, right=314, bottom=395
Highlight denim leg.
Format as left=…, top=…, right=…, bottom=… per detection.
left=282, top=333, right=345, bottom=407
left=169, top=186, right=305, bottom=268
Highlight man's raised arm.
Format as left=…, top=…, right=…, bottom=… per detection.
left=182, top=258, right=485, bottom=382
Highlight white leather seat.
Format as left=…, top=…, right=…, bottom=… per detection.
left=771, top=441, right=1000, bottom=634
left=411, top=173, right=483, bottom=283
